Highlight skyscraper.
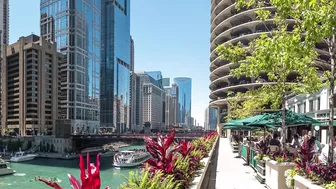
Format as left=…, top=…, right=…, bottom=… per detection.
left=101, top=0, right=131, bottom=133
left=204, top=107, right=218, bottom=131
left=145, top=71, right=162, bottom=81
left=130, top=36, right=135, bottom=131
left=40, top=0, right=101, bottom=133
left=1, top=35, right=62, bottom=136
left=173, top=77, right=192, bottom=128
left=0, top=0, right=8, bottom=45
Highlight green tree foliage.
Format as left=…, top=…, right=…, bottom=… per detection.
left=216, top=7, right=323, bottom=141
left=236, top=0, right=336, bottom=167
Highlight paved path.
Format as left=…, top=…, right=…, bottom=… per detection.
left=216, top=138, right=265, bottom=189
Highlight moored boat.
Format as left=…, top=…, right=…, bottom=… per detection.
left=0, top=159, right=15, bottom=176
left=113, top=149, right=151, bottom=167
left=10, top=151, right=37, bottom=162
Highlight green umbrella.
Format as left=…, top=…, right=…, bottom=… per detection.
left=247, top=110, right=321, bottom=127
left=312, top=122, right=336, bottom=127
left=225, top=114, right=265, bottom=126
left=223, top=125, right=256, bottom=130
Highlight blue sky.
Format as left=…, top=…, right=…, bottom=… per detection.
left=10, top=0, right=211, bottom=126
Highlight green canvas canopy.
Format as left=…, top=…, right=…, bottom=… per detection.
left=223, top=125, right=256, bottom=130
left=247, top=110, right=321, bottom=127
left=225, top=114, right=265, bottom=126
left=312, top=122, right=336, bottom=127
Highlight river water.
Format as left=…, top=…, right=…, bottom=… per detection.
left=0, top=144, right=144, bottom=189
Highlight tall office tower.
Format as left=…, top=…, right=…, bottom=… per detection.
left=209, top=0, right=328, bottom=130
left=133, top=73, right=143, bottom=131
left=173, top=77, right=192, bottom=128
left=0, top=0, right=8, bottom=45
left=137, top=73, right=165, bottom=132
left=164, top=87, right=177, bottom=129
left=171, top=83, right=179, bottom=124
left=1, top=35, right=62, bottom=136
left=204, top=107, right=218, bottom=131
left=0, top=0, right=9, bottom=130
left=129, top=36, right=135, bottom=131
left=40, top=0, right=101, bottom=133
left=101, top=0, right=131, bottom=133
left=145, top=71, right=162, bottom=81
left=162, top=78, right=170, bottom=87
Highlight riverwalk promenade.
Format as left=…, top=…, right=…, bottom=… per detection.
left=216, top=138, right=265, bottom=189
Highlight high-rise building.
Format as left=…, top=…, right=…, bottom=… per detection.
left=129, top=36, right=135, bottom=131
left=204, top=107, right=218, bottom=131
left=209, top=0, right=328, bottom=126
left=0, top=0, right=9, bottom=130
left=133, top=73, right=143, bottom=132
left=173, top=77, right=192, bottom=128
left=145, top=71, right=162, bottom=81
left=40, top=0, right=101, bottom=133
left=1, top=35, right=62, bottom=136
left=164, top=86, right=178, bottom=129
left=162, top=78, right=170, bottom=87
left=137, top=73, right=165, bottom=132
left=0, top=0, right=8, bottom=45
left=101, top=0, right=131, bottom=133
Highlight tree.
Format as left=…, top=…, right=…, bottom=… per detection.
left=217, top=15, right=323, bottom=143
left=236, top=0, right=336, bottom=167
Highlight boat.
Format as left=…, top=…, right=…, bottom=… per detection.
left=10, top=151, right=37, bottom=162
left=0, top=159, right=15, bottom=176
left=113, top=149, right=151, bottom=167
left=99, top=150, right=116, bottom=158
left=81, top=147, right=103, bottom=155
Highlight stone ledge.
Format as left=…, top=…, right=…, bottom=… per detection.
left=294, top=175, right=324, bottom=189
left=188, top=137, right=218, bottom=189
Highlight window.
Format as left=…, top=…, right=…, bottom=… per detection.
left=309, top=100, right=314, bottom=112
left=317, top=97, right=321, bottom=110
left=303, top=102, right=306, bottom=113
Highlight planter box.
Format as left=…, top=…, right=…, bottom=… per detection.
left=294, top=175, right=324, bottom=189
left=188, top=137, right=218, bottom=189
left=255, top=160, right=266, bottom=184
left=265, top=160, right=295, bottom=189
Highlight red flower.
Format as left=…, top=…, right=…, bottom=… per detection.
left=38, top=153, right=110, bottom=189
left=307, top=169, right=311, bottom=174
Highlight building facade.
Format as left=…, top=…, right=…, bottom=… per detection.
left=173, top=77, right=192, bottom=128
left=1, top=35, right=62, bottom=136
left=162, top=78, right=170, bottom=87
left=137, top=73, right=165, bottom=131
left=100, top=0, right=131, bottom=133
left=129, top=36, right=135, bottom=131
left=0, top=0, right=8, bottom=45
left=209, top=0, right=329, bottom=133
left=145, top=71, right=162, bottom=81
left=133, top=73, right=144, bottom=131
left=40, top=0, right=101, bottom=133
left=164, top=86, right=178, bottom=129
left=204, top=107, right=218, bottom=131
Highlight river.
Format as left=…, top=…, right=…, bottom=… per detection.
left=0, top=144, right=145, bottom=189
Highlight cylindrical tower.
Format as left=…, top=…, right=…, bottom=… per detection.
left=209, top=0, right=329, bottom=110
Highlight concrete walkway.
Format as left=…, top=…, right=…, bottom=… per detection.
left=216, top=138, right=265, bottom=189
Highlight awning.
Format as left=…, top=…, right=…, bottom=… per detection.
left=247, top=110, right=321, bottom=127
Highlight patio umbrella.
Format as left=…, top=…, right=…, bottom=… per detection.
left=225, top=114, right=266, bottom=126
left=223, top=125, right=256, bottom=130
left=247, top=110, right=321, bottom=127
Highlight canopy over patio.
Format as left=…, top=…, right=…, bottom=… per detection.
left=247, top=110, right=321, bottom=127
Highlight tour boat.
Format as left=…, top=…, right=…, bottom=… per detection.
left=10, top=151, right=37, bottom=162
left=0, top=159, right=15, bottom=176
left=113, top=149, right=151, bottom=167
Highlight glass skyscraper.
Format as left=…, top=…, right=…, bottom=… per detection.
left=173, top=77, right=192, bottom=127
left=101, top=0, right=131, bottom=133
left=145, top=71, right=162, bottom=81
left=40, top=0, right=101, bottom=132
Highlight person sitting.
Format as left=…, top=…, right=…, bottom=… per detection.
left=269, top=133, right=281, bottom=147
left=291, top=134, right=301, bottom=148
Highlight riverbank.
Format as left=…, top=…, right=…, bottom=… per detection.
left=103, top=141, right=130, bottom=150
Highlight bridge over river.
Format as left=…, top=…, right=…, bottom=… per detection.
left=71, top=132, right=210, bottom=150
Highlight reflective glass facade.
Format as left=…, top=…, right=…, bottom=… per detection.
left=101, top=0, right=130, bottom=132
left=40, top=0, right=100, bottom=129
left=145, top=71, right=162, bottom=81
left=173, top=77, right=192, bottom=126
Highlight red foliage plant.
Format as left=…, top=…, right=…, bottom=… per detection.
left=143, top=129, right=185, bottom=179
left=178, top=140, right=194, bottom=157
left=38, top=153, right=109, bottom=189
